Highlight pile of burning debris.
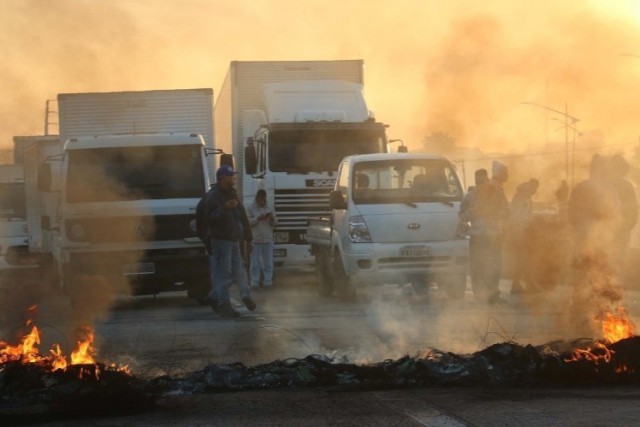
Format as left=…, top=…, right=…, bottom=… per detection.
left=163, top=335, right=640, bottom=393
left=1, top=306, right=638, bottom=421
left=0, top=317, right=158, bottom=421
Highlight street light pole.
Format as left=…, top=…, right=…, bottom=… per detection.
left=521, top=101, right=580, bottom=182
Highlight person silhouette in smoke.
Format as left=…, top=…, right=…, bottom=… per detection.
left=608, top=154, right=638, bottom=271
left=459, top=163, right=510, bottom=304
left=504, top=178, right=539, bottom=294
left=567, top=154, right=623, bottom=333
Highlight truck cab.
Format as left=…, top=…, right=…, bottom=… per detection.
left=38, top=133, right=211, bottom=297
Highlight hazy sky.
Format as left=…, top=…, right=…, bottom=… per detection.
left=2, top=0, right=640, bottom=154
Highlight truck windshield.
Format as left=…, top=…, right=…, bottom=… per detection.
left=0, top=183, right=26, bottom=219
left=66, top=145, right=205, bottom=203
left=352, top=159, right=463, bottom=204
left=268, top=128, right=386, bottom=173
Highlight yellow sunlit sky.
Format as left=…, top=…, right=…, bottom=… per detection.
left=2, top=0, right=640, bottom=156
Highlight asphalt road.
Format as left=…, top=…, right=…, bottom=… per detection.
left=4, top=273, right=640, bottom=425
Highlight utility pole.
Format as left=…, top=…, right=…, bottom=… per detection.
left=44, top=99, right=57, bottom=135
left=521, top=101, right=580, bottom=182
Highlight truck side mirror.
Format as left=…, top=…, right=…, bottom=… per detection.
left=329, top=190, right=347, bottom=210
left=220, top=153, right=234, bottom=168
left=37, top=163, right=52, bottom=192
left=244, top=137, right=257, bottom=175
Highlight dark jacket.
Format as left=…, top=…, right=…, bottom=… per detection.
left=204, top=183, right=252, bottom=242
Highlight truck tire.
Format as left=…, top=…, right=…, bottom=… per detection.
left=315, top=248, right=333, bottom=297
left=332, top=250, right=357, bottom=302
left=188, top=277, right=211, bottom=305
left=409, top=274, right=432, bottom=295
left=443, top=273, right=467, bottom=299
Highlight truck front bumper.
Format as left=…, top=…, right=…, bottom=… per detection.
left=342, top=240, right=469, bottom=285
left=62, top=247, right=209, bottom=294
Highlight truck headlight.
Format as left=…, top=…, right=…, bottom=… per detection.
left=70, top=223, right=86, bottom=240
left=274, top=232, right=289, bottom=243
left=348, top=215, right=372, bottom=243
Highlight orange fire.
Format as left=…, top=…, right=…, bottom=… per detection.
left=0, top=325, right=42, bottom=364
left=564, top=341, right=614, bottom=364
left=601, top=307, right=635, bottom=343
left=0, top=313, right=129, bottom=378
left=70, top=326, right=96, bottom=366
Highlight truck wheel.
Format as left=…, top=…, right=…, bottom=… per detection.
left=332, top=251, right=357, bottom=302
left=443, top=274, right=467, bottom=299
left=315, top=249, right=334, bottom=297
left=188, top=277, right=211, bottom=305
left=409, top=274, right=432, bottom=295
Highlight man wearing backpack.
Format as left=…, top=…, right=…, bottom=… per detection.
left=199, top=165, right=256, bottom=318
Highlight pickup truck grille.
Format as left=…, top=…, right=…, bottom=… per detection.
left=378, top=255, right=453, bottom=269
left=274, top=188, right=331, bottom=231
left=65, top=215, right=197, bottom=243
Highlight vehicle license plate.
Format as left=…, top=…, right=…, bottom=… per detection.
left=400, top=245, right=431, bottom=257
left=122, top=262, right=155, bottom=276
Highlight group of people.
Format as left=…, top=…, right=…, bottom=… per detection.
left=459, top=153, right=638, bottom=305
left=198, top=165, right=277, bottom=318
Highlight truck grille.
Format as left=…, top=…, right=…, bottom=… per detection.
left=65, top=215, right=197, bottom=243
left=274, top=188, right=331, bottom=231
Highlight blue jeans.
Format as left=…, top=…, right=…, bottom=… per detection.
left=208, top=239, right=251, bottom=304
left=250, top=241, right=274, bottom=287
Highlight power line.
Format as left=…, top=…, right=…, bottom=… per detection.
left=452, top=140, right=638, bottom=163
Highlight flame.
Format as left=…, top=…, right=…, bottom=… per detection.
left=70, top=327, right=96, bottom=365
left=50, top=344, right=67, bottom=371
left=0, top=312, right=129, bottom=378
left=564, top=342, right=614, bottom=364
left=601, top=307, right=635, bottom=343
left=0, top=325, right=41, bottom=363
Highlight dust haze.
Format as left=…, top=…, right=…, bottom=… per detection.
left=2, top=1, right=640, bottom=152
left=2, top=0, right=640, bottom=364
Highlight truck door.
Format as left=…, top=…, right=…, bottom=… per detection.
left=331, top=162, right=350, bottom=240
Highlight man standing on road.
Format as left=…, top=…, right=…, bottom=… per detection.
left=460, top=162, right=510, bottom=304
left=204, top=165, right=256, bottom=318
left=247, top=189, right=277, bottom=290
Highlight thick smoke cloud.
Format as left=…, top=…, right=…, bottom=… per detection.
left=2, top=1, right=640, bottom=154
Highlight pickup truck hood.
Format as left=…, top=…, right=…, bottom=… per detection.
left=354, top=203, right=460, bottom=243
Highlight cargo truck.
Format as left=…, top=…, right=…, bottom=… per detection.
left=0, top=163, right=32, bottom=288
left=30, top=89, right=217, bottom=299
left=215, top=60, right=389, bottom=271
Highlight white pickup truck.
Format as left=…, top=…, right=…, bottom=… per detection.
left=307, top=152, right=469, bottom=300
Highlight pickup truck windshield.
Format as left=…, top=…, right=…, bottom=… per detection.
left=352, top=159, right=463, bottom=204
left=0, top=183, right=26, bottom=219
left=269, top=128, right=386, bottom=173
left=66, top=145, right=205, bottom=203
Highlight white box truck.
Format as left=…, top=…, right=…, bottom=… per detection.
left=215, top=60, right=389, bottom=272
left=31, top=89, right=217, bottom=300
left=12, top=135, right=63, bottom=290
left=0, top=163, right=32, bottom=288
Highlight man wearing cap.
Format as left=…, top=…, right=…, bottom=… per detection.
left=202, top=165, right=256, bottom=318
